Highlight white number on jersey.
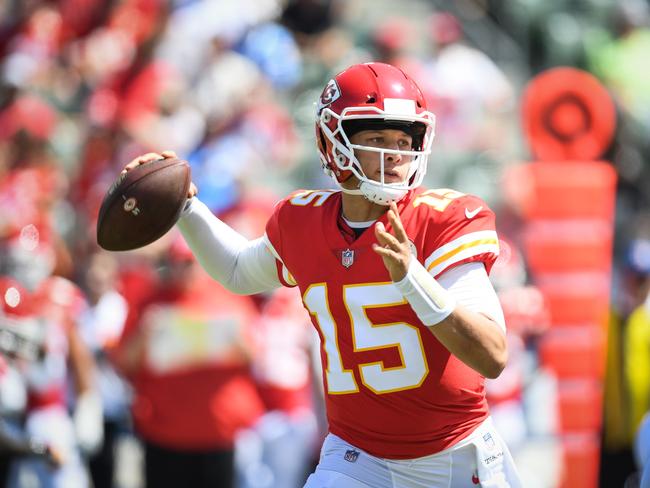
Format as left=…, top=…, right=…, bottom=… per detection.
left=303, top=283, right=428, bottom=395
left=413, top=188, right=465, bottom=212
left=289, top=190, right=335, bottom=207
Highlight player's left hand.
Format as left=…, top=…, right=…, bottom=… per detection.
left=373, top=201, right=411, bottom=282
left=121, top=150, right=198, bottom=198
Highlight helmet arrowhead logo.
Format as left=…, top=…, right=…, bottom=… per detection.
left=317, top=79, right=341, bottom=114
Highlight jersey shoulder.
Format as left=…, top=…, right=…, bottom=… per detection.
left=407, top=188, right=500, bottom=278
left=269, top=189, right=340, bottom=231
left=264, top=189, right=339, bottom=281
left=276, top=189, right=340, bottom=213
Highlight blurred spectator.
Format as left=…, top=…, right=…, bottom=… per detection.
left=118, top=60, right=206, bottom=156
left=426, top=12, right=515, bottom=133
left=186, top=55, right=301, bottom=212
left=7, top=275, right=101, bottom=488
left=370, top=17, right=414, bottom=64
left=218, top=195, right=322, bottom=488
left=235, top=22, right=302, bottom=90
left=281, top=0, right=339, bottom=39
left=113, top=236, right=265, bottom=488
left=601, top=236, right=650, bottom=487
left=625, top=254, right=650, bottom=441
left=0, top=276, right=64, bottom=484
left=155, top=0, right=282, bottom=81
left=0, top=416, right=65, bottom=484
left=588, top=0, right=650, bottom=130
left=420, top=12, right=517, bottom=201
left=0, top=135, right=74, bottom=286
left=235, top=287, right=321, bottom=488
left=78, top=250, right=131, bottom=488
left=633, top=411, right=650, bottom=487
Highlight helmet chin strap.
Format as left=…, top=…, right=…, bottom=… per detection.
left=339, top=174, right=409, bottom=206
left=336, top=151, right=414, bottom=205
left=340, top=186, right=364, bottom=196
left=358, top=180, right=408, bottom=206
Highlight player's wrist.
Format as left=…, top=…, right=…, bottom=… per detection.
left=393, top=258, right=413, bottom=287
left=390, top=261, right=409, bottom=282
left=394, top=259, right=456, bottom=326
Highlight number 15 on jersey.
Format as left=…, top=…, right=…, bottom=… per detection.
left=303, top=282, right=429, bottom=395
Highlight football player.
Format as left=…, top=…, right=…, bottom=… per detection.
left=123, top=62, right=521, bottom=487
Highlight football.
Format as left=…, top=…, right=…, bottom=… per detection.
left=96, top=158, right=191, bottom=251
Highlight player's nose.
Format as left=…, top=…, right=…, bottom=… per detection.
left=385, top=148, right=402, bottom=164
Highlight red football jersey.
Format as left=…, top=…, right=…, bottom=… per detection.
left=264, top=187, right=500, bottom=459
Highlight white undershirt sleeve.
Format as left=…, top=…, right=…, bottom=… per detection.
left=437, top=261, right=506, bottom=331
left=394, top=259, right=505, bottom=331
left=176, top=198, right=282, bottom=294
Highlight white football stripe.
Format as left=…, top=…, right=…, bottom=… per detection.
left=425, top=230, right=499, bottom=276
left=383, top=98, right=417, bottom=115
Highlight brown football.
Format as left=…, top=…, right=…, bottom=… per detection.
left=96, top=158, right=191, bottom=251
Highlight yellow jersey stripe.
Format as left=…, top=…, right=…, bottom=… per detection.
left=427, top=238, right=499, bottom=273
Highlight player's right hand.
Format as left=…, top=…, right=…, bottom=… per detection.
left=121, top=150, right=198, bottom=198
left=373, top=201, right=412, bottom=282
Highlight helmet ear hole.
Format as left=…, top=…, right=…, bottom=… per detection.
left=317, top=128, right=328, bottom=152
left=413, top=134, right=425, bottom=151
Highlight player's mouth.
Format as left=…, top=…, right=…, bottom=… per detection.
left=379, top=169, right=403, bottom=182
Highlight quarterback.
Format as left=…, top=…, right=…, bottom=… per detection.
left=124, top=62, right=521, bottom=487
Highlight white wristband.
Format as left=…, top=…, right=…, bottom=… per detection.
left=181, top=197, right=195, bottom=215
left=394, top=259, right=457, bottom=326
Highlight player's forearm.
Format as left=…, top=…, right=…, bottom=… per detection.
left=432, top=308, right=508, bottom=378
left=177, top=198, right=281, bottom=294
left=395, top=260, right=507, bottom=378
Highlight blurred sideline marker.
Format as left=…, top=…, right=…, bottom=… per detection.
left=515, top=66, right=617, bottom=488
left=522, top=67, right=616, bottom=162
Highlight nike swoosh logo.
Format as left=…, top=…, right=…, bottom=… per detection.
left=465, top=206, right=483, bottom=219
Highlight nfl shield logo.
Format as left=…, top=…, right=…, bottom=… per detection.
left=341, top=249, right=354, bottom=268
left=344, top=449, right=360, bottom=463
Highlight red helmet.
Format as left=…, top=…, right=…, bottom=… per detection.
left=0, top=277, right=44, bottom=361
left=315, top=62, right=436, bottom=205
left=0, top=277, right=35, bottom=319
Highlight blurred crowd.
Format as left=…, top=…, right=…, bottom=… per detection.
left=1, top=0, right=650, bottom=487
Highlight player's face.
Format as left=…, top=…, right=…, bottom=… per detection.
left=349, top=129, right=414, bottom=184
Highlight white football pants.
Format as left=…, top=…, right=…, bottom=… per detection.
left=304, top=417, right=521, bottom=488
